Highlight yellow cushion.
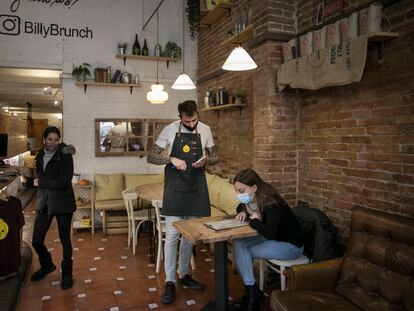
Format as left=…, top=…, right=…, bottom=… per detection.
left=124, top=174, right=163, bottom=189
left=95, top=174, right=124, bottom=201
left=210, top=206, right=227, bottom=217
left=208, top=175, right=230, bottom=209
left=94, top=199, right=125, bottom=210
left=205, top=172, right=216, bottom=188
left=216, top=181, right=239, bottom=215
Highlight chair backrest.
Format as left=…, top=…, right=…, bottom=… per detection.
left=122, top=188, right=137, bottom=219
left=334, top=206, right=414, bottom=311
left=152, top=199, right=165, bottom=234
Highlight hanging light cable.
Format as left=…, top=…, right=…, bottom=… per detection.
left=147, top=9, right=169, bottom=104
left=172, top=0, right=196, bottom=90
left=222, top=12, right=257, bottom=71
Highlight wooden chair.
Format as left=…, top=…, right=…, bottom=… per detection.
left=122, top=188, right=153, bottom=254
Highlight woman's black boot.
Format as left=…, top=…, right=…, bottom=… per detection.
left=61, top=261, right=73, bottom=289
left=246, top=283, right=265, bottom=311
left=231, top=285, right=250, bottom=310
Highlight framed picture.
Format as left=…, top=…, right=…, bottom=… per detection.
left=316, top=2, right=324, bottom=26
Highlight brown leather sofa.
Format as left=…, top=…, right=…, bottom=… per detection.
left=270, top=206, right=414, bottom=311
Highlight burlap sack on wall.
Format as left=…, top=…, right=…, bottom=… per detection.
left=277, top=35, right=368, bottom=91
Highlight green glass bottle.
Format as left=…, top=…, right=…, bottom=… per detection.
left=132, top=34, right=141, bottom=55
left=142, top=39, right=149, bottom=56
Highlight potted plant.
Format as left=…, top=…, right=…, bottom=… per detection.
left=118, top=42, right=128, bottom=55
left=186, top=0, right=200, bottom=40
left=72, top=63, right=91, bottom=82
left=162, top=41, right=182, bottom=60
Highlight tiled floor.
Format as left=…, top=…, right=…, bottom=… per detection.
left=17, top=198, right=273, bottom=311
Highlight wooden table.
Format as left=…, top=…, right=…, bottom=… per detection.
left=174, top=216, right=258, bottom=311
left=135, top=182, right=164, bottom=202
left=135, top=182, right=164, bottom=262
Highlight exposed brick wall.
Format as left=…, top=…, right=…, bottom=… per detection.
left=296, top=0, right=414, bottom=239
left=198, top=0, right=414, bottom=241
left=198, top=0, right=297, bottom=192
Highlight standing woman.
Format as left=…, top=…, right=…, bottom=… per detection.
left=28, top=126, right=76, bottom=289
left=231, top=168, right=305, bottom=311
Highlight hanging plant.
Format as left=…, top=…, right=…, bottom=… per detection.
left=186, top=0, right=200, bottom=40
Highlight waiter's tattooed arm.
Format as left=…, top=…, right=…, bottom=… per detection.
left=147, top=144, right=187, bottom=170
left=206, top=146, right=218, bottom=166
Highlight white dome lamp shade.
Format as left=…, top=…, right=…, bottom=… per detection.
left=172, top=72, right=196, bottom=90
left=222, top=45, right=257, bottom=71
left=146, top=83, right=169, bottom=104
left=172, top=0, right=196, bottom=90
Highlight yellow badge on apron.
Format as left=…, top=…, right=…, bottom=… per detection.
left=0, top=219, right=9, bottom=240
left=182, top=144, right=190, bottom=153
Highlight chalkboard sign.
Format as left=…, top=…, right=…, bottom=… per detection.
left=0, top=134, right=8, bottom=158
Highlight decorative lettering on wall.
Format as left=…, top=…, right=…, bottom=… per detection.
left=2, top=0, right=92, bottom=39
left=10, top=0, right=80, bottom=13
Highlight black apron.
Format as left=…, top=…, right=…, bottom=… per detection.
left=162, top=124, right=211, bottom=217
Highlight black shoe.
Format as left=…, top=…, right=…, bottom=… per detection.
left=231, top=291, right=249, bottom=310
left=30, top=263, right=56, bottom=282
left=161, top=281, right=175, bottom=304
left=178, top=275, right=205, bottom=291
left=246, top=283, right=265, bottom=311
left=61, top=274, right=73, bottom=289
left=61, top=261, right=73, bottom=289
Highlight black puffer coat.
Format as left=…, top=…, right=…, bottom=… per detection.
left=35, top=143, right=76, bottom=215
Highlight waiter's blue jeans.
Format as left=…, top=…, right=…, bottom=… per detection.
left=164, top=216, right=197, bottom=283
left=232, top=235, right=304, bottom=286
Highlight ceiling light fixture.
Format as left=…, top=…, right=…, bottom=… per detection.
left=222, top=45, right=257, bottom=71
left=146, top=10, right=168, bottom=104
left=172, top=0, right=196, bottom=90
left=54, top=100, right=59, bottom=105
left=222, top=14, right=257, bottom=72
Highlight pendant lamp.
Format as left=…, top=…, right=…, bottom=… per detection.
left=222, top=45, right=257, bottom=71
left=222, top=12, right=257, bottom=71
left=172, top=0, right=196, bottom=90
left=147, top=10, right=168, bottom=104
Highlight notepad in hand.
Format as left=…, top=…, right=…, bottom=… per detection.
left=204, top=219, right=249, bottom=231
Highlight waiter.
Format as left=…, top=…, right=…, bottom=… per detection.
left=147, top=100, right=218, bottom=305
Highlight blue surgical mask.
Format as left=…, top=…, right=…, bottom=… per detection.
left=236, top=193, right=253, bottom=204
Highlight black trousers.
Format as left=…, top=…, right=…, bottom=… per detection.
left=32, top=209, right=73, bottom=267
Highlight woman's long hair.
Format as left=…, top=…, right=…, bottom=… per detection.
left=234, top=168, right=289, bottom=212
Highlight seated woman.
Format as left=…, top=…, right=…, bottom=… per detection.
left=231, top=168, right=306, bottom=311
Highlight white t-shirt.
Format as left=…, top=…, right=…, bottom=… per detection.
left=155, top=120, right=214, bottom=156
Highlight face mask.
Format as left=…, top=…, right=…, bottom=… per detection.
left=183, top=121, right=198, bottom=132
left=236, top=192, right=253, bottom=204
left=45, top=142, right=58, bottom=152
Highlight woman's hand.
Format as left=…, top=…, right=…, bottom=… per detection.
left=251, top=211, right=261, bottom=220
left=235, top=211, right=247, bottom=222
left=33, top=178, right=39, bottom=187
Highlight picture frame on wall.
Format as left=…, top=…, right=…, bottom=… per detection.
left=316, top=2, right=325, bottom=25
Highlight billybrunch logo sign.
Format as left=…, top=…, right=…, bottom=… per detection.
left=1, top=0, right=93, bottom=39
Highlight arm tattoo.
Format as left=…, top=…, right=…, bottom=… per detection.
left=147, top=144, right=172, bottom=165
left=206, top=146, right=218, bottom=166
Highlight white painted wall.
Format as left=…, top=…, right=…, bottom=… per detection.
left=0, top=0, right=197, bottom=178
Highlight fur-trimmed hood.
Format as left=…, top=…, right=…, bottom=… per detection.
left=62, top=144, right=76, bottom=155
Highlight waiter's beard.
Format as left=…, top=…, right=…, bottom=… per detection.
left=183, top=122, right=198, bottom=132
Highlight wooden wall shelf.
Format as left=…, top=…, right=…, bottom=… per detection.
left=367, top=32, right=399, bottom=42
left=201, top=3, right=233, bottom=26
left=115, top=54, right=176, bottom=67
left=75, top=82, right=143, bottom=94
left=221, top=25, right=253, bottom=46
left=201, top=103, right=245, bottom=117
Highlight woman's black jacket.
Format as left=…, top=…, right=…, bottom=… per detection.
left=34, top=143, right=76, bottom=215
